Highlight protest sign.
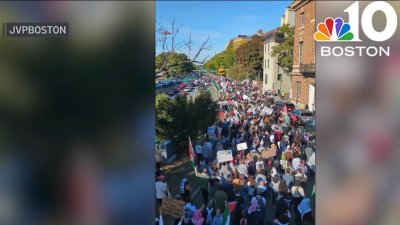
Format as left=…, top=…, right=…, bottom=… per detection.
left=217, top=150, right=233, bottom=163
left=292, top=158, right=301, bottom=170
left=263, top=107, right=273, bottom=115
left=237, top=142, right=247, bottom=151
left=162, top=198, right=185, bottom=218
left=261, top=148, right=276, bottom=159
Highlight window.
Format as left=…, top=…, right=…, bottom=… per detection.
left=299, top=42, right=304, bottom=64
left=267, top=59, right=269, bottom=68
left=296, top=81, right=301, bottom=97
left=268, top=44, right=270, bottom=52
left=264, top=59, right=267, bottom=69
left=265, top=74, right=268, bottom=84
left=277, top=74, right=282, bottom=81
left=301, top=12, right=305, bottom=26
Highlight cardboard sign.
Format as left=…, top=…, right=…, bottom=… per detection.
left=217, top=150, right=233, bottom=163
left=261, top=148, right=277, bottom=159
left=237, top=142, right=248, bottom=151
left=162, top=198, right=185, bottom=218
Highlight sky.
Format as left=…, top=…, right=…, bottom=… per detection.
left=156, top=1, right=292, bottom=62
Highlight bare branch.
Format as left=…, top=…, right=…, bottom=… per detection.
left=184, top=31, right=193, bottom=59
left=192, top=35, right=211, bottom=62
left=170, top=17, right=184, bottom=52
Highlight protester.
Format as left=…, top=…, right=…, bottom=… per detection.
left=214, top=184, right=227, bottom=212
left=270, top=174, right=281, bottom=206
left=282, top=167, right=294, bottom=188
left=156, top=75, right=315, bottom=225
left=181, top=178, right=192, bottom=203
left=291, top=180, right=306, bottom=216
left=192, top=208, right=205, bottom=225
left=296, top=198, right=314, bottom=225
left=244, top=198, right=263, bottom=225
left=203, top=200, right=215, bottom=225
left=155, top=175, right=168, bottom=209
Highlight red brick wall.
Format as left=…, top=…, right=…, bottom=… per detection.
left=291, top=0, right=315, bottom=108
left=291, top=76, right=315, bottom=106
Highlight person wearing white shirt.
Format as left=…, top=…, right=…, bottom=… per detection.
left=155, top=176, right=168, bottom=208
left=269, top=134, right=275, bottom=144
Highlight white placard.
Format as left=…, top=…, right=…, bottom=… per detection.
left=292, top=158, right=301, bottom=170
left=217, top=150, right=233, bottom=163
left=237, top=142, right=248, bottom=151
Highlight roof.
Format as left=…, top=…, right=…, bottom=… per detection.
left=262, top=28, right=283, bottom=43
left=290, top=0, right=311, bottom=10
left=236, top=34, right=252, bottom=39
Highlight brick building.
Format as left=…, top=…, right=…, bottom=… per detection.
left=262, top=7, right=295, bottom=96
left=290, top=0, right=315, bottom=110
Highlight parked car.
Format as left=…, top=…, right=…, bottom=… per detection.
left=166, top=89, right=175, bottom=96
left=303, top=118, right=316, bottom=132
left=273, top=101, right=296, bottom=112
left=292, top=109, right=314, bottom=121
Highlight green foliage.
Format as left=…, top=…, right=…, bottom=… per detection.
left=228, top=64, right=247, bottom=81
left=156, top=52, right=195, bottom=76
left=270, top=24, right=294, bottom=72
left=235, top=35, right=264, bottom=80
left=155, top=91, right=217, bottom=155
left=204, top=39, right=235, bottom=71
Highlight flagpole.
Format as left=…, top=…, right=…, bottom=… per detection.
left=188, top=136, right=198, bottom=176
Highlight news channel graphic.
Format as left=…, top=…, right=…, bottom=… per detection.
left=3, top=22, right=69, bottom=37
left=316, top=1, right=400, bottom=225
left=315, top=1, right=397, bottom=57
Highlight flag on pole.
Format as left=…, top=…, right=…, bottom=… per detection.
left=188, top=137, right=198, bottom=175
left=221, top=205, right=231, bottom=225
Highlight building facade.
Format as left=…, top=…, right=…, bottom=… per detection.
left=262, top=7, right=295, bottom=96
left=290, top=0, right=315, bottom=109
left=232, top=35, right=252, bottom=49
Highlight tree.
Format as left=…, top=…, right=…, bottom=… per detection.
left=156, top=52, right=195, bottom=76
left=155, top=91, right=217, bottom=156
left=235, top=35, right=264, bottom=80
left=156, top=18, right=212, bottom=73
left=204, top=39, right=235, bottom=73
left=228, top=64, right=247, bottom=81
left=270, top=24, right=294, bottom=73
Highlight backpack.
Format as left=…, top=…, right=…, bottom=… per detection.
left=255, top=196, right=266, bottom=222
left=245, top=209, right=263, bottom=225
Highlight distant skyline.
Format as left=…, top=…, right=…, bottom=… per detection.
left=156, top=1, right=292, bottom=62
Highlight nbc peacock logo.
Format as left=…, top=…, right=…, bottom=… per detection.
left=314, top=17, right=354, bottom=41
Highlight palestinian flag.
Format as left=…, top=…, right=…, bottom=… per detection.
left=188, top=137, right=198, bottom=175
left=221, top=205, right=232, bottom=225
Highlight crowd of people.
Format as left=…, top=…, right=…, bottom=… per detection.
left=156, top=75, right=316, bottom=225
